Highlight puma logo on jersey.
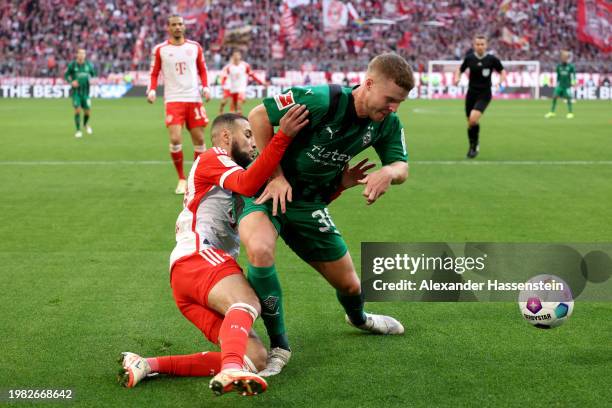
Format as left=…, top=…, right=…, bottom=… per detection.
left=325, top=126, right=338, bottom=139
left=305, top=88, right=313, bottom=95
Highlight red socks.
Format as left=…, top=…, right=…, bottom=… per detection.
left=193, top=145, right=206, bottom=160
left=147, top=352, right=221, bottom=377
left=218, top=304, right=257, bottom=371
left=145, top=304, right=257, bottom=377
left=170, top=144, right=185, bottom=180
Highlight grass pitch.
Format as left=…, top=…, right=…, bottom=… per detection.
left=1, top=97, right=611, bottom=407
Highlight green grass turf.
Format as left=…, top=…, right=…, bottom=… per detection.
left=0, top=97, right=611, bottom=407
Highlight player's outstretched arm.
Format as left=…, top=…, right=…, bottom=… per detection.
left=222, top=104, right=309, bottom=197
left=358, top=161, right=409, bottom=205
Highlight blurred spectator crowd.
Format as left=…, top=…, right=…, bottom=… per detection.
left=0, top=0, right=609, bottom=78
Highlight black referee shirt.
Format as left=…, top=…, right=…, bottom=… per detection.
left=459, top=52, right=504, bottom=93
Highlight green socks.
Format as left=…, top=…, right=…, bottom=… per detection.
left=74, top=113, right=81, bottom=130
left=337, top=291, right=367, bottom=326
left=247, top=264, right=289, bottom=350
left=550, top=98, right=557, bottom=112
left=84, top=114, right=90, bottom=126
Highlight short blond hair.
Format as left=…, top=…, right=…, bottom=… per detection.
left=367, top=53, right=414, bottom=91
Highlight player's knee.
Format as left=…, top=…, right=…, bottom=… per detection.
left=468, top=118, right=479, bottom=127
left=246, top=240, right=275, bottom=267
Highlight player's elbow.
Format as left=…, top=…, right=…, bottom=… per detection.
left=391, top=162, right=409, bottom=184
left=248, top=104, right=267, bottom=123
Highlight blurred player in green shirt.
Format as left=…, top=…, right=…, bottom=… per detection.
left=545, top=50, right=576, bottom=119
left=237, top=53, right=414, bottom=375
left=64, top=49, right=96, bottom=137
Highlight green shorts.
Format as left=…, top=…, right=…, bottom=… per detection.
left=72, top=93, right=91, bottom=109
left=236, top=196, right=348, bottom=263
left=553, top=86, right=571, bottom=99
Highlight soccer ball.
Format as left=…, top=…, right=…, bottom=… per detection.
left=518, top=274, right=574, bottom=329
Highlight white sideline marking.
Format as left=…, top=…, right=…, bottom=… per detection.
left=1, top=160, right=612, bottom=166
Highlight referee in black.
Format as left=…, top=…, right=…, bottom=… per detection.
left=454, top=35, right=506, bottom=158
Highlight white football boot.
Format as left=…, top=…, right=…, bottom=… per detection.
left=345, top=313, right=405, bottom=335
left=258, top=347, right=292, bottom=377
left=74, top=130, right=83, bottom=138
left=175, top=179, right=187, bottom=195
left=117, top=352, right=155, bottom=388
left=86, top=125, right=93, bottom=135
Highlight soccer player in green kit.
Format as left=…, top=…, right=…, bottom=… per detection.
left=237, top=53, right=414, bottom=375
left=64, top=49, right=96, bottom=138
left=545, top=50, right=576, bottom=119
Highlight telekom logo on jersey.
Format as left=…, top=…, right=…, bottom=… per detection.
left=175, top=62, right=187, bottom=75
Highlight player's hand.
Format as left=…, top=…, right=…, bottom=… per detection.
left=200, top=86, right=211, bottom=102
left=147, top=90, right=156, bottom=104
left=358, top=166, right=393, bottom=205
left=254, top=174, right=292, bottom=216
left=71, top=80, right=78, bottom=88
left=278, top=104, right=309, bottom=137
left=341, top=159, right=376, bottom=189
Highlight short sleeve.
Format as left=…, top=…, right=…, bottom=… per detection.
left=262, top=86, right=329, bottom=126
left=460, top=57, right=468, bottom=73
left=373, top=114, right=408, bottom=165
left=494, top=57, right=504, bottom=72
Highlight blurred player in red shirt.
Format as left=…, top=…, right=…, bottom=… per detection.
left=219, top=51, right=265, bottom=115
left=147, top=15, right=211, bottom=194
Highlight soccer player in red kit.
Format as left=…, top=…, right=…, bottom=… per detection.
left=219, top=51, right=265, bottom=115
left=118, top=105, right=310, bottom=396
left=147, top=15, right=212, bottom=195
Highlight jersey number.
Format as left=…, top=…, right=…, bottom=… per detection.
left=194, top=107, right=205, bottom=120
left=311, top=208, right=337, bottom=233
left=175, top=62, right=187, bottom=75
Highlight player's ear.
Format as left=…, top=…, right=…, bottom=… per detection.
left=365, top=77, right=374, bottom=90
left=221, top=129, right=232, bottom=146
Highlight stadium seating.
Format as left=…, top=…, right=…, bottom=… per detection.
left=0, top=0, right=607, bottom=77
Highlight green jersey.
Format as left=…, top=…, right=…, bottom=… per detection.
left=64, top=60, right=96, bottom=95
left=263, top=85, right=407, bottom=202
left=556, top=63, right=575, bottom=89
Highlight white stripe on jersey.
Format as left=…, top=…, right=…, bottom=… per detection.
left=219, top=167, right=241, bottom=189
left=204, top=248, right=225, bottom=263
left=200, top=250, right=220, bottom=266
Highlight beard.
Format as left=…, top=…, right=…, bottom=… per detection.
left=231, top=141, right=253, bottom=169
